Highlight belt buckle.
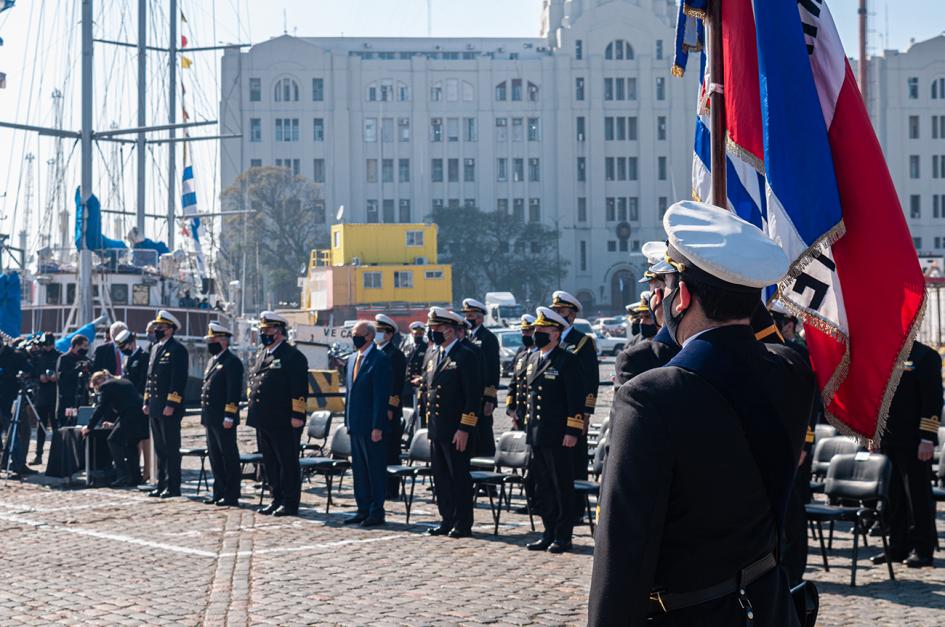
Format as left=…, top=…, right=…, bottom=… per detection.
left=649, top=590, right=668, bottom=613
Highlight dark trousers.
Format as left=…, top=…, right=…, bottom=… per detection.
left=107, top=421, right=141, bottom=483
left=386, top=415, right=404, bottom=497
left=884, top=445, right=936, bottom=557
left=1, top=396, right=29, bottom=472
left=431, top=437, right=473, bottom=531
left=33, top=403, right=57, bottom=459
left=351, top=432, right=387, bottom=518
left=531, top=445, right=575, bottom=543
left=206, top=424, right=241, bottom=502
left=476, top=413, right=496, bottom=457
left=571, top=432, right=589, bottom=519
left=258, top=426, right=302, bottom=510
left=782, top=461, right=811, bottom=586
left=150, top=413, right=182, bottom=492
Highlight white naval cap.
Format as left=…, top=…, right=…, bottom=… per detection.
left=641, top=241, right=667, bottom=265
left=205, top=321, right=233, bottom=339
left=460, top=298, right=487, bottom=314
left=109, top=321, right=128, bottom=340
left=551, top=290, right=582, bottom=314
left=532, top=307, right=569, bottom=330
left=519, top=313, right=536, bottom=329
left=661, top=200, right=789, bottom=290
left=374, top=314, right=399, bottom=334
left=150, top=309, right=181, bottom=329
left=626, top=291, right=651, bottom=314
left=258, top=310, right=289, bottom=329
left=114, top=329, right=134, bottom=346
left=427, top=306, right=465, bottom=327
left=408, top=321, right=425, bottom=331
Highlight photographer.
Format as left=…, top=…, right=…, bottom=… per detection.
left=81, top=370, right=148, bottom=487
left=30, top=333, right=61, bottom=466
left=0, top=338, right=33, bottom=475
left=57, top=335, right=91, bottom=426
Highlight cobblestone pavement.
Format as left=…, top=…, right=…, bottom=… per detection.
left=0, top=357, right=943, bottom=625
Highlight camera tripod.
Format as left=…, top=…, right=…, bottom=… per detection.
left=1, top=385, right=42, bottom=479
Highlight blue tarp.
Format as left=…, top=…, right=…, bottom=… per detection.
left=134, top=238, right=171, bottom=255
left=74, top=188, right=127, bottom=251
left=55, top=320, right=96, bottom=353
left=0, top=272, right=21, bottom=337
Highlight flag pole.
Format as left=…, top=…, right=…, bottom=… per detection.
left=707, top=0, right=727, bottom=209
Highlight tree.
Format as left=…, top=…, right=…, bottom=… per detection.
left=218, top=166, right=328, bottom=309
left=431, top=206, right=567, bottom=306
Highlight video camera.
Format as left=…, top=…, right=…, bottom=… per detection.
left=15, top=370, right=38, bottom=396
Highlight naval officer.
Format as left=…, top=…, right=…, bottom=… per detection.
left=200, top=322, right=244, bottom=507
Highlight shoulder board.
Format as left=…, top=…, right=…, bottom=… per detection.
left=574, top=335, right=590, bottom=353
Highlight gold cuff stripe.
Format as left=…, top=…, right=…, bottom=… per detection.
left=225, top=403, right=238, bottom=414
left=805, top=427, right=815, bottom=444
left=585, top=394, right=597, bottom=408
left=919, top=417, right=940, bottom=433
left=460, top=412, right=478, bottom=427
left=566, top=417, right=585, bottom=430
left=166, top=392, right=182, bottom=404
left=389, top=395, right=401, bottom=407
left=291, top=398, right=306, bottom=413
left=484, top=386, right=497, bottom=397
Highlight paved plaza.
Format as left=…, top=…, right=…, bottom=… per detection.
left=0, top=358, right=943, bottom=625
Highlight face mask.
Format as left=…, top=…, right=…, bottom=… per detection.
left=76, top=347, right=88, bottom=357
left=430, top=330, right=446, bottom=345
left=521, top=334, right=534, bottom=348
left=207, top=342, right=224, bottom=355
left=260, top=333, right=275, bottom=346
left=121, top=347, right=133, bottom=356
left=630, top=320, right=641, bottom=336
left=641, top=324, right=657, bottom=339
left=533, top=331, right=551, bottom=349
left=352, top=335, right=368, bottom=349
left=375, top=333, right=391, bottom=345
left=153, top=329, right=166, bottom=341
left=661, top=285, right=685, bottom=347
left=466, top=317, right=479, bottom=329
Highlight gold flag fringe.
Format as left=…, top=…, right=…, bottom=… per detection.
left=672, top=64, right=685, bottom=78
left=725, top=135, right=766, bottom=176
left=683, top=6, right=707, bottom=19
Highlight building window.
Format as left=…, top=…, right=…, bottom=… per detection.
left=909, top=115, right=920, bottom=139
left=448, top=198, right=460, bottom=208
left=250, top=158, right=262, bottom=168
left=658, top=156, right=667, bottom=180
left=313, top=118, right=325, bottom=142
left=275, top=158, right=300, bottom=176
left=628, top=157, right=638, bottom=181
left=910, top=155, right=920, bottom=179
left=616, top=157, right=627, bottom=181
left=656, top=77, right=666, bottom=101
left=312, top=78, right=324, bottom=101
left=363, top=271, right=382, bottom=289
left=382, top=159, right=394, bottom=183
left=935, top=194, right=945, bottom=218
left=616, top=77, right=625, bottom=101
left=908, top=77, right=918, bottom=99
left=656, top=40, right=664, bottom=60
left=446, top=78, right=459, bottom=102
left=934, top=115, right=945, bottom=139
left=495, top=117, right=508, bottom=142
left=497, top=198, right=509, bottom=214
left=363, top=118, right=377, bottom=142
left=580, top=241, right=587, bottom=272
left=406, top=230, right=424, bottom=247
left=605, top=40, right=634, bottom=60
left=448, top=158, right=459, bottom=182
left=933, top=77, right=945, bottom=100
left=464, top=158, right=476, bottom=182
left=607, top=240, right=617, bottom=252
left=575, top=39, right=583, bottom=60
left=399, top=159, right=410, bottom=183
left=399, top=82, right=411, bottom=102
left=432, top=199, right=445, bottom=212
left=511, top=118, right=524, bottom=142
left=399, top=117, right=411, bottom=142
left=313, top=159, right=325, bottom=183
left=381, top=117, right=394, bottom=143
left=249, top=78, right=261, bottom=102
left=605, top=157, right=615, bottom=181
left=528, top=198, right=541, bottom=222
left=617, top=197, right=627, bottom=221
left=431, top=118, right=443, bottom=142
left=462, top=81, right=474, bottom=101
left=383, top=199, right=395, bottom=223
left=576, top=77, right=585, bottom=101
left=432, top=159, right=444, bottom=183
left=935, top=155, right=941, bottom=179
left=527, top=117, right=541, bottom=141
left=659, top=196, right=669, bottom=218
left=657, top=116, right=667, bottom=141
left=528, top=158, right=541, bottom=182
left=249, top=118, right=261, bottom=142
left=628, top=197, right=639, bottom=221
left=910, top=195, right=921, bottom=219
left=512, top=158, right=525, bottom=182
left=604, top=78, right=614, bottom=101
left=366, top=159, right=378, bottom=183
left=431, top=81, right=443, bottom=101
left=619, top=240, right=628, bottom=252
left=274, top=118, right=299, bottom=142
left=913, top=237, right=922, bottom=249
left=577, top=157, right=586, bottom=182
left=628, top=116, right=638, bottom=140
left=496, top=81, right=507, bottom=101
left=577, top=116, right=586, bottom=141
left=447, top=117, right=460, bottom=142
left=464, top=117, right=478, bottom=142
left=577, top=197, right=587, bottom=223
left=425, top=270, right=444, bottom=280
left=513, top=198, right=525, bottom=222
left=606, top=197, right=616, bottom=222
left=511, top=79, right=523, bottom=101
left=366, top=200, right=379, bottom=223
left=274, top=77, right=299, bottom=102
left=627, top=77, right=638, bottom=101
left=528, top=82, right=539, bottom=102
left=936, top=155, right=945, bottom=179
left=497, top=158, right=508, bottom=182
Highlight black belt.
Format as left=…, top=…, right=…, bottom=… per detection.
left=648, top=552, right=777, bottom=615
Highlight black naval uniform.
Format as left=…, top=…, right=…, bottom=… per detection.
left=380, top=340, right=407, bottom=497
left=613, top=326, right=679, bottom=387
left=123, top=346, right=149, bottom=396
left=201, top=348, right=244, bottom=504
left=469, top=324, right=500, bottom=457
left=505, top=345, right=536, bottom=430
left=558, top=324, right=598, bottom=501
left=404, top=336, right=428, bottom=408
left=88, top=378, right=148, bottom=483
left=424, top=340, right=482, bottom=533
left=589, top=325, right=814, bottom=626
left=525, top=346, right=585, bottom=545
left=56, top=349, right=91, bottom=426
left=246, top=340, right=309, bottom=513
left=145, top=336, right=189, bottom=494
left=31, top=348, right=61, bottom=461
left=881, top=341, right=941, bottom=561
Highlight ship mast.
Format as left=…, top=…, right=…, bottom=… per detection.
left=78, top=0, right=94, bottom=323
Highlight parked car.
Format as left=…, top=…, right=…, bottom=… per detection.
left=494, top=329, right=525, bottom=376
left=594, top=332, right=626, bottom=356
left=593, top=315, right=627, bottom=336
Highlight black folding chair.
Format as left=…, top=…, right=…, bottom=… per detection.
left=805, top=453, right=894, bottom=586
left=300, top=411, right=333, bottom=456
left=386, top=428, right=434, bottom=524
left=813, top=423, right=837, bottom=444
left=809, top=436, right=862, bottom=495
left=179, top=447, right=209, bottom=494
left=239, top=452, right=266, bottom=504
left=470, top=431, right=533, bottom=535
left=298, top=426, right=352, bottom=514
left=574, top=436, right=609, bottom=533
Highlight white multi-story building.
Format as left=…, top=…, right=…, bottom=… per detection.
left=858, top=35, right=945, bottom=256
left=219, top=0, right=698, bottom=311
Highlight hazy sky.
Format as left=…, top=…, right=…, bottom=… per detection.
left=0, top=0, right=942, bottom=250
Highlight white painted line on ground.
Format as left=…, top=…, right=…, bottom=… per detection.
left=226, top=533, right=410, bottom=557
left=0, top=496, right=142, bottom=514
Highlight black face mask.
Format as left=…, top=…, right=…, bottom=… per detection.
left=533, top=331, right=551, bottom=349
left=630, top=320, right=641, bottom=336
left=207, top=342, right=224, bottom=355
left=153, top=329, right=166, bottom=341
left=120, top=347, right=133, bottom=356
left=260, top=333, right=275, bottom=346
left=466, top=317, right=479, bottom=330
left=521, top=334, right=534, bottom=348
left=76, top=347, right=88, bottom=357
left=352, top=335, right=367, bottom=349
left=661, top=286, right=685, bottom=347
left=430, top=330, right=446, bottom=345
left=641, top=324, right=657, bottom=339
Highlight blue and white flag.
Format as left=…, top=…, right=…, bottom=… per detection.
left=181, top=144, right=207, bottom=281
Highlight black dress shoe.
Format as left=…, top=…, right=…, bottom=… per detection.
left=448, top=527, right=472, bottom=539
left=344, top=513, right=368, bottom=525
left=427, top=524, right=451, bottom=536
left=216, top=499, right=239, bottom=507
left=29, top=455, right=42, bottom=466
left=258, top=503, right=279, bottom=515
left=904, top=552, right=934, bottom=568
left=526, top=538, right=553, bottom=551
left=148, top=488, right=164, bottom=497
left=159, top=490, right=181, bottom=499
left=547, top=541, right=573, bottom=554
left=18, top=466, right=38, bottom=476
left=870, top=551, right=909, bottom=565
left=361, top=516, right=386, bottom=527
left=110, top=479, right=133, bottom=488
left=202, top=497, right=219, bottom=505
left=272, top=505, right=298, bottom=517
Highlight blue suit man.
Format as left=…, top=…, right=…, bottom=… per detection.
left=343, top=322, right=392, bottom=526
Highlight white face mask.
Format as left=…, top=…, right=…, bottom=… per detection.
left=375, top=332, right=391, bottom=345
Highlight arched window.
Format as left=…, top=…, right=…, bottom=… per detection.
left=274, top=77, right=299, bottom=102
left=604, top=39, right=634, bottom=61
left=495, top=81, right=507, bottom=101
left=933, top=77, right=945, bottom=100
left=527, top=82, right=539, bottom=102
